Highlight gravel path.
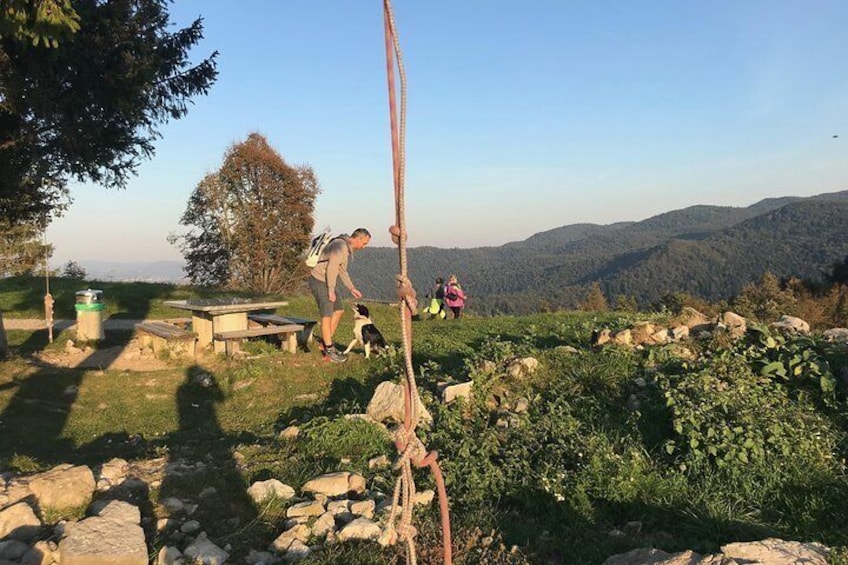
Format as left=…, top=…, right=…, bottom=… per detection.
left=3, top=318, right=144, bottom=330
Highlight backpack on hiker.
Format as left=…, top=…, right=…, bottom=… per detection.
left=445, top=285, right=460, bottom=301
left=305, top=229, right=334, bottom=268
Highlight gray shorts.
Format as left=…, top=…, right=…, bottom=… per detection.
left=308, top=276, right=344, bottom=318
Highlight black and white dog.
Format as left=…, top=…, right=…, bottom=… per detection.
left=343, top=303, right=387, bottom=358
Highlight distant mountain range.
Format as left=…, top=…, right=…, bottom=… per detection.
left=66, top=260, right=187, bottom=284
left=348, top=189, right=848, bottom=314
left=70, top=190, right=848, bottom=315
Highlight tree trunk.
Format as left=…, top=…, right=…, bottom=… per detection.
left=0, top=311, right=8, bottom=358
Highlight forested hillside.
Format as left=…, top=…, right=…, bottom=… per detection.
left=349, top=190, right=848, bottom=314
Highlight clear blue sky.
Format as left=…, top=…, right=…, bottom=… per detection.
left=48, top=0, right=848, bottom=263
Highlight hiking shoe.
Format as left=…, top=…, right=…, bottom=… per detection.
left=324, top=347, right=347, bottom=363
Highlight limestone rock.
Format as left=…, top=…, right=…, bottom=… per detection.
left=247, top=479, right=295, bottom=504
left=670, top=326, right=690, bottom=342
left=441, top=381, right=473, bottom=404
left=823, top=328, right=848, bottom=343
left=270, top=524, right=309, bottom=553
left=182, top=532, right=229, bottom=565
left=156, top=546, right=183, bottom=565
left=89, top=500, right=141, bottom=525
left=337, top=517, right=381, bottom=542
left=28, top=465, right=95, bottom=515
left=366, top=381, right=432, bottom=426
left=311, top=512, right=336, bottom=538
left=285, top=501, right=325, bottom=519
left=679, top=307, right=710, bottom=330
left=368, top=455, right=390, bottom=470
left=721, top=538, right=828, bottom=565
left=506, top=357, right=539, bottom=378
left=278, top=426, right=300, bottom=439
left=630, top=322, right=657, bottom=345
left=771, top=315, right=810, bottom=335
left=302, top=472, right=366, bottom=497
left=58, top=516, right=147, bottom=565
left=349, top=500, right=375, bottom=519
left=285, top=540, right=311, bottom=562
left=0, top=502, right=41, bottom=541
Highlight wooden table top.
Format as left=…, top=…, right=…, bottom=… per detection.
left=163, top=299, right=288, bottom=314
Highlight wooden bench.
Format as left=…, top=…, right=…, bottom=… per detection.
left=214, top=324, right=304, bottom=356
left=135, top=321, right=198, bottom=358
left=248, top=314, right=317, bottom=349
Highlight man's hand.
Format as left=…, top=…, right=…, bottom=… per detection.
left=329, top=290, right=337, bottom=303
left=351, top=288, right=363, bottom=299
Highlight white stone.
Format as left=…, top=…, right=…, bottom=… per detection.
left=182, top=532, right=229, bottom=565
left=58, top=516, right=147, bottom=565
left=157, top=545, right=183, bottom=565
left=302, top=472, right=366, bottom=497
left=247, top=479, right=295, bottom=504
left=310, top=512, right=336, bottom=538
left=0, top=502, right=41, bottom=541
left=162, top=497, right=184, bottom=513
left=326, top=500, right=350, bottom=515
left=285, top=500, right=325, bottom=519
left=771, top=315, right=810, bottom=334
left=413, top=489, right=435, bottom=506
left=278, top=426, right=300, bottom=439
left=27, top=465, right=95, bottom=514
left=285, top=540, right=311, bottom=562
left=97, top=458, right=129, bottom=485
left=823, top=328, right=848, bottom=343
left=366, top=381, right=432, bottom=426
left=180, top=520, right=201, bottom=534
left=337, top=517, right=381, bottom=542
left=721, top=538, right=828, bottom=565
left=368, top=455, right=390, bottom=470
left=90, top=499, right=141, bottom=524
left=349, top=500, right=375, bottom=519
left=506, top=357, right=539, bottom=378
left=269, top=524, right=309, bottom=553
left=442, top=381, right=473, bottom=404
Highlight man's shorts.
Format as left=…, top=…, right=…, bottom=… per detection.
left=308, top=276, right=344, bottom=318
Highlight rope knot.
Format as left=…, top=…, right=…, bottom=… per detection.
left=395, top=274, right=419, bottom=315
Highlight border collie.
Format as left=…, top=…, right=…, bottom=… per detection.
left=343, top=303, right=387, bottom=358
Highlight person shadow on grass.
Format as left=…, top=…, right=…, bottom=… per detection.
left=157, top=365, right=260, bottom=557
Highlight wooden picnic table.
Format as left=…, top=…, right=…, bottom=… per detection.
left=163, top=299, right=288, bottom=354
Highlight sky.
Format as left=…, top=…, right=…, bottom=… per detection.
left=47, top=0, right=848, bottom=264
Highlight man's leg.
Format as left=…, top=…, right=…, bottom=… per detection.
left=329, top=309, right=344, bottom=343
left=320, top=316, right=334, bottom=348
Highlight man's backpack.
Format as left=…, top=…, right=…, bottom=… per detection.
left=305, top=230, right=333, bottom=268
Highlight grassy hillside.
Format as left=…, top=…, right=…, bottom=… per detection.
left=1, top=287, right=847, bottom=563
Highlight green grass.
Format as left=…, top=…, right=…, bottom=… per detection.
left=1, top=280, right=847, bottom=563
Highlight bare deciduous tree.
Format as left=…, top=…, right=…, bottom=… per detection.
left=173, top=133, right=320, bottom=293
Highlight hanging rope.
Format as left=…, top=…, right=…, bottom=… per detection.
left=379, top=2, right=453, bottom=564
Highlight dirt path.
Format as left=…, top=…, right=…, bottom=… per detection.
left=3, top=318, right=144, bottom=330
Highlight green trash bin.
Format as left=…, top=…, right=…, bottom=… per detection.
left=75, top=289, right=105, bottom=341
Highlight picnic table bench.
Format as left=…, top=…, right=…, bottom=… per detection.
left=135, top=321, right=198, bottom=358
left=214, top=323, right=304, bottom=356
left=248, top=314, right=317, bottom=349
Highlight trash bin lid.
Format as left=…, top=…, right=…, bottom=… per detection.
left=75, top=289, right=103, bottom=303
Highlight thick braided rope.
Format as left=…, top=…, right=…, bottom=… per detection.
left=382, top=4, right=453, bottom=563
